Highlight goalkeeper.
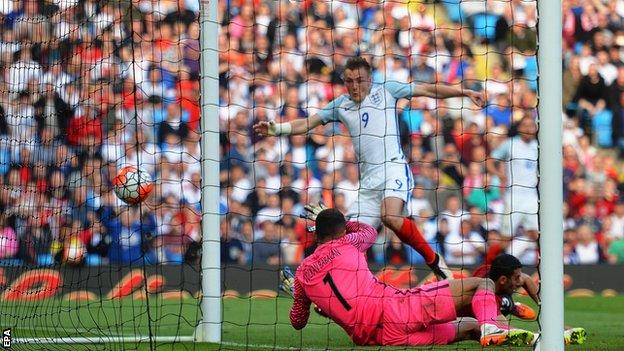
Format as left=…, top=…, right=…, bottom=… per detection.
left=286, top=204, right=535, bottom=347
left=254, top=57, right=486, bottom=280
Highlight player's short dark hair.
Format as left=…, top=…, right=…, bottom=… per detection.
left=315, top=208, right=346, bottom=242
left=489, top=254, right=522, bottom=281
left=344, top=57, right=371, bottom=73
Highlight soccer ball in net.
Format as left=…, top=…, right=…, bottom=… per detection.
left=113, top=165, right=154, bottom=205
left=63, top=237, right=86, bottom=265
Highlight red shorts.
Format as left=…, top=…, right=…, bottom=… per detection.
left=378, top=281, right=457, bottom=346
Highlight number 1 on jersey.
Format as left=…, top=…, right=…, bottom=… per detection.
left=323, top=273, right=352, bottom=311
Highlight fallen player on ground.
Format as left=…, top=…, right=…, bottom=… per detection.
left=286, top=206, right=534, bottom=347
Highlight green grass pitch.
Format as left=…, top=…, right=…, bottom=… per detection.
left=2, top=296, right=623, bottom=350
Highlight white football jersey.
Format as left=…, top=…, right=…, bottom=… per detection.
left=317, top=82, right=414, bottom=173
left=491, top=136, right=538, bottom=190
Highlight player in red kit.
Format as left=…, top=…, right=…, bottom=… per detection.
left=468, top=254, right=586, bottom=346
left=471, top=254, right=539, bottom=321
left=288, top=206, right=535, bottom=347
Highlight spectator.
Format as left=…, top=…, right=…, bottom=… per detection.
left=255, top=193, right=281, bottom=225
left=463, top=162, right=483, bottom=198
left=467, top=173, right=501, bottom=214
left=252, top=221, right=280, bottom=265
left=267, top=3, right=297, bottom=51
left=291, top=167, right=322, bottom=198
left=467, top=206, right=488, bottom=240
left=264, top=162, right=281, bottom=194
left=577, top=202, right=602, bottom=234
left=0, top=213, right=18, bottom=259
left=607, top=237, right=624, bottom=264
left=145, top=235, right=184, bottom=265
left=607, top=200, right=624, bottom=242
left=335, top=163, right=359, bottom=210
left=564, top=57, right=583, bottom=111
left=140, top=66, right=168, bottom=100
left=507, top=228, right=539, bottom=266
left=433, top=217, right=450, bottom=260
left=228, top=164, right=253, bottom=204
left=438, top=143, right=466, bottom=188
left=574, top=224, right=604, bottom=264
left=277, top=172, right=299, bottom=204
left=107, top=207, right=145, bottom=265
left=7, top=47, right=42, bottom=95
left=573, top=63, right=608, bottom=135
left=486, top=94, right=513, bottom=128
left=385, top=233, right=407, bottom=265
left=563, top=228, right=580, bottom=265
left=444, top=219, right=486, bottom=266
left=488, top=116, right=538, bottom=245
left=440, top=194, right=463, bottom=236
left=408, top=185, right=433, bottom=220
left=597, top=50, right=618, bottom=85
left=220, top=217, right=244, bottom=265
left=280, top=224, right=301, bottom=265
left=158, top=104, right=189, bottom=145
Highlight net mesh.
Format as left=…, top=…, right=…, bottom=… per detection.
left=220, top=0, right=542, bottom=350
left=0, top=0, right=585, bottom=349
left=0, top=0, right=202, bottom=350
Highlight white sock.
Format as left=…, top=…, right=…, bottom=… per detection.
left=481, top=323, right=504, bottom=336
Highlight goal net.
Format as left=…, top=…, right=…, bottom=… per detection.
left=0, top=0, right=202, bottom=349
left=218, top=0, right=549, bottom=349
left=0, top=0, right=569, bottom=349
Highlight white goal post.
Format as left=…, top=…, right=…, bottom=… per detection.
left=11, top=0, right=221, bottom=346
left=198, top=0, right=222, bottom=344
left=536, top=0, right=564, bottom=350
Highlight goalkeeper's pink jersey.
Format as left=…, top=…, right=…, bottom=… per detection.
left=289, top=221, right=385, bottom=345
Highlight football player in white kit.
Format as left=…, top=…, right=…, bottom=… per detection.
left=254, top=57, right=485, bottom=279
left=487, top=116, right=539, bottom=263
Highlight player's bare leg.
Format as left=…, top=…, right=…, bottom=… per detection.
left=381, top=196, right=452, bottom=279
left=452, top=317, right=480, bottom=342
left=447, top=278, right=534, bottom=346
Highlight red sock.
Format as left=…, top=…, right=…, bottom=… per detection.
left=485, top=244, right=503, bottom=264
left=472, top=289, right=499, bottom=325
left=397, top=218, right=436, bottom=264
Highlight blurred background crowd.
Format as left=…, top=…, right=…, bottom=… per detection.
left=218, top=0, right=624, bottom=268
left=0, top=0, right=202, bottom=266
left=0, top=0, right=624, bottom=268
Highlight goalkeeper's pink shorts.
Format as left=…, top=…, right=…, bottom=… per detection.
left=376, top=281, right=457, bottom=346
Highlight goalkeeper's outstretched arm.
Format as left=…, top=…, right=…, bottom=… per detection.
left=253, top=114, right=324, bottom=137
left=344, top=220, right=378, bottom=252
left=290, top=278, right=312, bottom=330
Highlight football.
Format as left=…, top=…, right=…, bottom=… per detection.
left=63, top=237, right=86, bottom=265
left=112, top=165, right=154, bottom=205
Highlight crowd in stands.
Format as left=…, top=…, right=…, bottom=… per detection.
left=0, top=0, right=202, bottom=266
left=1, top=0, right=624, bottom=267
left=219, top=0, right=624, bottom=268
